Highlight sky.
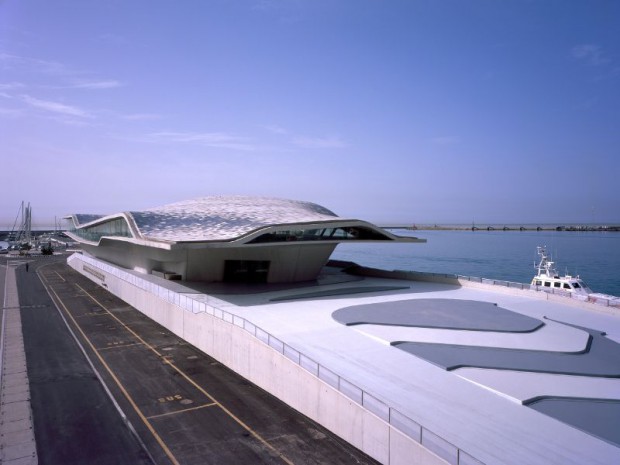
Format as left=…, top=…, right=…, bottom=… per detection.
left=1, top=0, right=619, bottom=228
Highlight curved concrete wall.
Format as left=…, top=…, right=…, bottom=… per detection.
left=80, top=241, right=337, bottom=283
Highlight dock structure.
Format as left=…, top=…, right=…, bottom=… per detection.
left=3, top=255, right=379, bottom=465
left=30, top=195, right=619, bottom=464
left=66, top=252, right=620, bottom=465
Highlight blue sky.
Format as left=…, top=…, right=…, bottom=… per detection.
left=1, top=0, right=618, bottom=227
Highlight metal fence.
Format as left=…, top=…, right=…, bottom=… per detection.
left=456, top=274, right=620, bottom=309
left=362, top=266, right=620, bottom=309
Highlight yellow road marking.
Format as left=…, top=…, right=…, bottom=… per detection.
left=146, top=402, right=217, bottom=420
left=46, top=284, right=181, bottom=465
left=76, top=283, right=295, bottom=465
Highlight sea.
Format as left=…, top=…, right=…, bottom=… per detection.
left=3, top=229, right=619, bottom=296
left=331, top=228, right=620, bottom=297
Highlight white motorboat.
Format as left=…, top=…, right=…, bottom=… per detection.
left=531, top=246, right=620, bottom=304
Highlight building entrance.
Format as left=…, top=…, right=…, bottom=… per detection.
left=223, top=260, right=270, bottom=283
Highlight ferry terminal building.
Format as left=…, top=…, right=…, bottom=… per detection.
left=62, top=195, right=620, bottom=465
left=64, top=196, right=424, bottom=283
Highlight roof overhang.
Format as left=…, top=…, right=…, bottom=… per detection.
left=64, top=196, right=426, bottom=250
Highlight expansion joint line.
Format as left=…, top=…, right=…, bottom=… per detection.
left=75, top=282, right=296, bottom=465
left=146, top=402, right=217, bottom=420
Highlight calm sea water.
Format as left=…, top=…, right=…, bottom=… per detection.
left=3, top=232, right=618, bottom=295
left=332, top=229, right=620, bottom=296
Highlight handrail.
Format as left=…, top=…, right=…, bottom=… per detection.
left=453, top=274, right=619, bottom=308
left=355, top=265, right=620, bottom=309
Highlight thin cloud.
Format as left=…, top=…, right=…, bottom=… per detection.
left=0, top=82, right=25, bottom=91
left=1, top=53, right=119, bottom=88
left=70, top=80, right=124, bottom=89
left=292, top=136, right=348, bottom=149
left=262, top=124, right=287, bottom=134
left=147, top=131, right=256, bottom=151
left=0, top=52, right=71, bottom=76
left=20, top=94, right=90, bottom=117
left=572, top=44, right=610, bottom=66
left=48, top=116, right=97, bottom=127
left=122, top=113, right=162, bottom=121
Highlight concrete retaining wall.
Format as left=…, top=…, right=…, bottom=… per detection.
left=67, top=254, right=464, bottom=465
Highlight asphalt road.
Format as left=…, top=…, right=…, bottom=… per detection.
left=14, top=256, right=151, bottom=465
left=12, top=256, right=379, bottom=465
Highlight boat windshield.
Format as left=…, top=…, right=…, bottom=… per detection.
left=573, top=281, right=592, bottom=290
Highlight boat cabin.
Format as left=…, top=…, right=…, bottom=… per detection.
left=530, top=247, right=592, bottom=295
left=531, top=276, right=592, bottom=295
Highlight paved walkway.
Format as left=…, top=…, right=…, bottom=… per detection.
left=1, top=261, right=37, bottom=465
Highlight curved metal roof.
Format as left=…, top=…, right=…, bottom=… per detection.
left=67, top=196, right=416, bottom=246
left=129, top=196, right=342, bottom=242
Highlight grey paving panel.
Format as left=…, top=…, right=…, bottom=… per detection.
left=270, top=286, right=409, bottom=302
left=333, top=298, right=543, bottom=332
left=394, top=324, right=620, bottom=378
left=526, top=398, right=620, bottom=447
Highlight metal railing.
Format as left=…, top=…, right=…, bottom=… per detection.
left=68, top=254, right=484, bottom=465
left=351, top=265, right=620, bottom=309
left=455, top=274, right=620, bottom=309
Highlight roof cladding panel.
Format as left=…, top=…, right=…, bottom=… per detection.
left=73, top=214, right=106, bottom=226
left=129, top=196, right=343, bottom=242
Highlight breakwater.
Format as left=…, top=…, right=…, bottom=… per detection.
left=382, top=224, right=620, bottom=232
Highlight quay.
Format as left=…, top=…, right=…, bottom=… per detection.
left=2, top=251, right=619, bottom=464
left=1, top=254, right=379, bottom=465
left=61, top=252, right=620, bottom=465
left=3, top=196, right=619, bottom=464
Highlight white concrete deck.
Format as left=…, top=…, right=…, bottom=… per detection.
left=69, top=254, right=620, bottom=465
left=212, top=277, right=620, bottom=465
left=454, top=368, right=620, bottom=404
